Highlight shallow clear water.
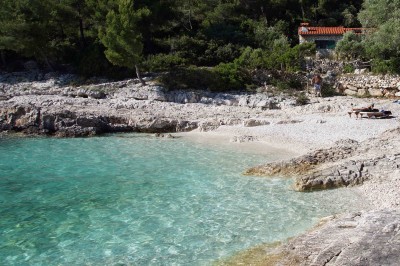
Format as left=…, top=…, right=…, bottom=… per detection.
left=0, top=134, right=363, bottom=265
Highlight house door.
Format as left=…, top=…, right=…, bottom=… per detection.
left=315, top=40, right=336, bottom=49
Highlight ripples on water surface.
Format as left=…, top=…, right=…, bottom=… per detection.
left=0, top=134, right=364, bottom=265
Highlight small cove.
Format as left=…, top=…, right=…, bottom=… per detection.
left=0, top=134, right=366, bottom=265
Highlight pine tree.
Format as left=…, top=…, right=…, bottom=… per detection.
left=99, top=0, right=149, bottom=85
left=0, top=0, right=76, bottom=69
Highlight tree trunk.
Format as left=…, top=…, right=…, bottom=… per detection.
left=0, top=50, right=6, bottom=69
left=300, top=1, right=305, bottom=20
left=77, top=3, right=86, bottom=49
left=79, top=18, right=86, bottom=48
left=135, top=65, right=146, bottom=86
left=188, top=0, right=193, bottom=30
left=42, top=53, right=54, bottom=71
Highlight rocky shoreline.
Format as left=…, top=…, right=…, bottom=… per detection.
left=2, top=72, right=400, bottom=265
left=0, top=72, right=299, bottom=137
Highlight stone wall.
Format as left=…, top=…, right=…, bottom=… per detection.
left=337, top=74, right=400, bottom=97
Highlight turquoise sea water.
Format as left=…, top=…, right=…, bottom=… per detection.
left=0, top=134, right=364, bottom=265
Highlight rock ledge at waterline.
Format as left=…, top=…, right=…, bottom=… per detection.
left=0, top=72, right=290, bottom=136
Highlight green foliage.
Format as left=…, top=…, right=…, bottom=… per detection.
left=201, top=42, right=241, bottom=66
left=321, top=83, right=339, bottom=97
left=274, top=77, right=303, bottom=92
left=358, top=0, right=399, bottom=28
left=342, top=6, right=359, bottom=27
left=364, top=19, right=400, bottom=59
left=99, top=0, right=149, bottom=71
left=243, top=19, right=288, bottom=48
left=0, top=0, right=366, bottom=76
left=157, top=63, right=251, bottom=92
left=213, top=62, right=251, bottom=91
left=371, top=58, right=400, bottom=74
left=287, top=78, right=304, bottom=90
left=343, top=64, right=355, bottom=73
left=296, top=93, right=310, bottom=105
left=157, top=67, right=217, bottom=91
left=77, top=43, right=114, bottom=77
left=371, top=59, right=392, bottom=74
left=0, top=0, right=77, bottom=66
left=280, top=42, right=316, bottom=72
left=335, top=31, right=365, bottom=60
left=169, top=35, right=206, bottom=65
left=143, top=53, right=187, bottom=72
left=275, top=80, right=291, bottom=91
left=202, top=3, right=247, bottom=44
left=358, top=0, right=400, bottom=73
left=234, top=47, right=265, bottom=69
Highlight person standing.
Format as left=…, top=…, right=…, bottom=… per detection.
left=312, top=73, right=322, bottom=97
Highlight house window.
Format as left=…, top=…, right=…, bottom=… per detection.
left=315, top=40, right=336, bottom=49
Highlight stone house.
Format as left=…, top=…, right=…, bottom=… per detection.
left=298, top=22, right=363, bottom=51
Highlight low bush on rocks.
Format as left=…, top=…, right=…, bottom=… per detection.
left=321, top=83, right=340, bottom=97
left=157, top=66, right=251, bottom=91
left=157, top=67, right=218, bottom=91
left=343, top=64, right=355, bottom=73
left=295, top=93, right=309, bottom=105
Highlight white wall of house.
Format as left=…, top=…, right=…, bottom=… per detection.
left=299, top=35, right=343, bottom=44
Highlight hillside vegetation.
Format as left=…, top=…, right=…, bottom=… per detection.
left=0, top=0, right=398, bottom=89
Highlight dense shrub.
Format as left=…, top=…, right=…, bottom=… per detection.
left=371, top=58, right=400, bottom=74
left=234, top=47, right=265, bottom=69
left=271, top=75, right=304, bottom=92
left=157, top=64, right=251, bottom=92
left=213, top=62, right=251, bottom=91
left=335, top=32, right=365, bottom=60
left=200, top=42, right=241, bottom=66
left=170, top=36, right=207, bottom=65
left=321, top=83, right=340, bottom=97
left=277, top=81, right=291, bottom=91
left=157, top=67, right=217, bottom=91
left=77, top=44, right=114, bottom=77
left=143, top=54, right=187, bottom=72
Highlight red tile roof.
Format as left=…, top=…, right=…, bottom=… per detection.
left=299, top=26, right=363, bottom=35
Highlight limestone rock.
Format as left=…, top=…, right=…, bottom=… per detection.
left=166, top=90, right=201, bottom=103
left=243, top=119, right=270, bottom=127
left=230, top=135, right=258, bottom=143
left=130, top=85, right=164, bottom=101
left=245, top=140, right=358, bottom=177
left=357, top=88, right=368, bottom=97
left=344, top=89, right=358, bottom=96
left=176, top=120, right=198, bottom=132
left=198, top=120, right=220, bottom=132
left=346, top=84, right=358, bottom=91
left=262, top=210, right=400, bottom=266
left=139, top=118, right=178, bottom=133
left=368, top=88, right=384, bottom=97
left=294, top=160, right=369, bottom=191
left=154, top=133, right=176, bottom=138
left=276, top=119, right=303, bottom=125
